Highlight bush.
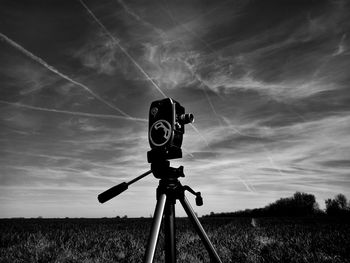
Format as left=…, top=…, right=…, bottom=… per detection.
left=325, top=194, right=350, bottom=217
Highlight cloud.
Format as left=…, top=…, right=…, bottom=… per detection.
left=73, top=34, right=123, bottom=75
left=320, top=159, right=350, bottom=168
left=0, top=57, right=59, bottom=99
left=2, top=110, right=44, bottom=132
left=142, top=42, right=197, bottom=89
left=333, top=34, right=348, bottom=56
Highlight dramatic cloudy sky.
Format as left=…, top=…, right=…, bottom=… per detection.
left=0, top=0, right=349, bottom=218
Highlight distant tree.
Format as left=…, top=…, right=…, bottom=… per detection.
left=325, top=194, right=349, bottom=216
left=335, top=194, right=348, bottom=209
left=204, top=192, right=323, bottom=218
left=265, top=192, right=318, bottom=216
left=293, top=192, right=318, bottom=215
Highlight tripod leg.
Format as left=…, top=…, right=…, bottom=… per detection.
left=180, top=197, right=223, bottom=263
left=144, top=193, right=167, bottom=263
left=164, top=200, right=176, bottom=263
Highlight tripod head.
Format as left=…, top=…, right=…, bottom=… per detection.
left=98, top=159, right=203, bottom=206
left=151, top=160, right=183, bottom=179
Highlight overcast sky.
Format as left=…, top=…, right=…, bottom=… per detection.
left=0, top=0, right=349, bottom=218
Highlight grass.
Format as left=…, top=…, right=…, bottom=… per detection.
left=0, top=217, right=349, bottom=263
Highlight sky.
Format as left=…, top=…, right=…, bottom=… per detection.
left=0, top=0, right=349, bottom=218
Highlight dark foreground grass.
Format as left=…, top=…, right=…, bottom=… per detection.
left=0, top=217, right=349, bottom=263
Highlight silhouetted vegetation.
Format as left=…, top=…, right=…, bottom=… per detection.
left=205, top=192, right=350, bottom=218
left=325, top=194, right=350, bottom=217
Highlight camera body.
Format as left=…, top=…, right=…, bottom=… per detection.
left=148, top=98, right=193, bottom=163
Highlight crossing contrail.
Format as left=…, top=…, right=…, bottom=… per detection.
left=0, top=32, right=132, bottom=118
left=78, top=0, right=210, bottom=147
left=116, top=0, right=165, bottom=37
left=189, top=123, right=209, bottom=147
left=0, top=100, right=147, bottom=122
left=78, top=0, right=167, bottom=98
left=266, top=151, right=286, bottom=177
left=238, top=176, right=256, bottom=193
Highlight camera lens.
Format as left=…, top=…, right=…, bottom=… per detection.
left=180, top=113, right=194, bottom=124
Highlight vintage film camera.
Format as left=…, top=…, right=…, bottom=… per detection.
left=147, top=98, right=193, bottom=163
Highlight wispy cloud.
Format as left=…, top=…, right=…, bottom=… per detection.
left=0, top=100, right=147, bottom=122
left=333, top=34, right=348, bottom=56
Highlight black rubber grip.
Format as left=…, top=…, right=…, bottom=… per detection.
left=98, top=182, right=128, bottom=203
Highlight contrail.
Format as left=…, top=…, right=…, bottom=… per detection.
left=173, top=18, right=216, bottom=54
left=0, top=100, right=147, bottom=122
left=182, top=148, right=194, bottom=158
left=162, top=1, right=218, bottom=58
left=78, top=0, right=209, bottom=147
left=201, top=84, right=221, bottom=124
left=221, top=115, right=285, bottom=185
left=1, top=149, right=125, bottom=170
left=0, top=32, right=132, bottom=118
left=266, top=150, right=286, bottom=177
left=182, top=59, right=226, bottom=124
left=221, top=116, right=262, bottom=138
left=189, top=123, right=209, bottom=147
left=238, top=176, right=256, bottom=193
left=116, top=0, right=165, bottom=37
left=78, top=0, right=167, bottom=98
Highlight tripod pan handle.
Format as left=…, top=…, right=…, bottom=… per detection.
left=98, top=182, right=128, bottom=203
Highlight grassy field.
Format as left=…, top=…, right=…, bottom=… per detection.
left=0, top=217, right=349, bottom=263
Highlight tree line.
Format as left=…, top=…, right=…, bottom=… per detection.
left=204, top=192, right=350, bottom=218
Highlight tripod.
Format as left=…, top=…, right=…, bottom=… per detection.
left=98, top=160, right=222, bottom=263
left=144, top=161, right=222, bottom=263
